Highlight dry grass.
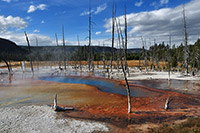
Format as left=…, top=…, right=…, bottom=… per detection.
left=0, top=60, right=182, bottom=70
left=149, top=118, right=200, bottom=133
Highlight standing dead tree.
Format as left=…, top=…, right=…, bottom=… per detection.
left=141, top=37, right=148, bottom=72
left=77, top=35, right=82, bottom=71
left=103, top=42, right=106, bottom=69
left=149, top=40, right=155, bottom=71
left=55, top=33, right=61, bottom=69
left=24, top=31, right=34, bottom=75
left=116, top=19, right=131, bottom=113
left=167, top=34, right=172, bottom=81
left=0, top=56, right=11, bottom=78
left=110, top=1, right=115, bottom=72
left=35, top=37, right=39, bottom=71
left=183, top=6, right=189, bottom=75
left=62, top=25, right=67, bottom=70
left=124, top=5, right=128, bottom=71
left=88, top=0, right=92, bottom=71
left=154, top=39, right=160, bottom=71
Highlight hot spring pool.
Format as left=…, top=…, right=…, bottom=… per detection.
left=40, top=76, right=161, bottom=97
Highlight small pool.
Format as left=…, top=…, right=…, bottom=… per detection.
left=40, top=76, right=161, bottom=97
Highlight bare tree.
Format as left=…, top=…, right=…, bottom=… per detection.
left=77, top=35, right=82, bottom=71
left=62, top=25, right=66, bottom=70
left=154, top=39, right=160, bottom=71
left=103, top=42, right=106, bottom=69
left=124, top=5, right=128, bottom=71
left=183, top=6, right=189, bottom=75
left=88, top=0, right=92, bottom=71
left=35, top=37, right=39, bottom=71
left=55, top=33, right=61, bottom=69
left=0, top=56, right=11, bottom=78
left=141, top=37, right=148, bottom=72
left=116, top=19, right=131, bottom=113
left=110, top=0, right=115, bottom=72
left=24, top=31, right=34, bottom=74
left=167, top=34, right=172, bottom=81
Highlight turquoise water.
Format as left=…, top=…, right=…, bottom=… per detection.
left=40, top=76, right=160, bottom=97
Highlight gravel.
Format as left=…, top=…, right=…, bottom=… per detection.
left=0, top=105, right=109, bottom=133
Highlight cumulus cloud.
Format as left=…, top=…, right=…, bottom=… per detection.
left=27, top=4, right=47, bottom=13
left=80, top=3, right=107, bottom=16
left=135, top=0, right=143, bottom=7
left=0, top=15, right=27, bottom=33
left=41, top=20, right=45, bottom=24
left=104, top=0, right=200, bottom=48
left=0, top=32, right=54, bottom=46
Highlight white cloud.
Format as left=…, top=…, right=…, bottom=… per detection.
left=27, top=4, right=47, bottom=13
left=33, top=29, right=40, bottom=33
left=1, top=0, right=11, bottom=2
left=160, top=0, right=169, bottom=5
left=104, top=0, right=200, bottom=48
left=0, top=15, right=27, bottom=33
left=80, top=10, right=94, bottom=16
left=37, top=4, right=46, bottom=10
left=0, top=32, right=54, bottom=46
left=27, top=5, right=37, bottom=13
left=95, top=31, right=101, bottom=35
left=80, top=3, right=107, bottom=16
left=25, top=16, right=32, bottom=21
left=135, top=0, right=143, bottom=7
left=151, top=0, right=169, bottom=8
left=94, top=3, right=107, bottom=15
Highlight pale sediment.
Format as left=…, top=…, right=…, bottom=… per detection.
left=0, top=105, right=109, bottom=133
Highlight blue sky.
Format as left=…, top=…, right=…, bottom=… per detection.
left=0, top=0, right=199, bottom=48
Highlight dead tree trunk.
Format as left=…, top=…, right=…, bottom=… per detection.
left=77, top=35, right=82, bottom=71
left=116, top=19, right=131, bottom=113
left=167, top=35, right=172, bottom=81
left=53, top=94, right=74, bottom=111
left=88, top=0, right=92, bottom=71
left=141, top=37, right=148, bottom=72
left=110, top=1, right=115, bottom=72
left=0, top=57, right=11, bottom=76
left=103, top=42, right=106, bottom=69
left=117, top=41, right=120, bottom=72
left=55, top=33, right=61, bottom=69
left=183, top=6, right=189, bottom=75
left=24, top=31, right=34, bottom=75
left=35, top=37, right=39, bottom=71
left=165, top=96, right=169, bottom=110
left=124, top=5, right=128, bottom=71
left=62, top=25, right=67, bottom=70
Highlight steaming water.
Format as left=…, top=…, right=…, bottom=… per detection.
left=40, top=76, right=160, bottom=97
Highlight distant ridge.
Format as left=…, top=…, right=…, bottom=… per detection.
left=19, top=45, right=142, bottom=54
left=0, top=38, right=27, bottom=54
left=0, top=38, right=27, bottom=60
